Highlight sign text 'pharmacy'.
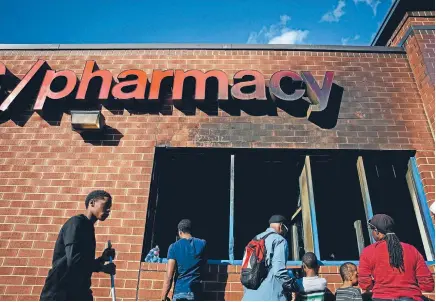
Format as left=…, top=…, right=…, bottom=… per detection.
left=0, top=60, right=334, bottom=118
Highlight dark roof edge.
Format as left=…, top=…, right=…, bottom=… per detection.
left=371, top=0, right=400, bottom=46
left=0, top=43, right=405, bottom=53
left=371, top=0, right=435, bottom=46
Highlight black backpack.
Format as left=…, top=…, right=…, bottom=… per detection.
left=240, top=232, right=274, bottom=290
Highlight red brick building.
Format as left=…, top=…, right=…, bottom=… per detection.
left=0, top=0, right=434, bottom=300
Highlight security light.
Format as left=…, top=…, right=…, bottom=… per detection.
left=70, top=110, right=105, bottom=132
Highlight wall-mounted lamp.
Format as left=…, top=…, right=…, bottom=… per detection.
left=71, top=110, right=105, bottom=132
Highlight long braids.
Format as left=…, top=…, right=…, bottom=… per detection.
left=384, top=233, right=405, bottom=272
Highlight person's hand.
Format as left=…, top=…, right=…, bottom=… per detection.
left=101, top=247, right=116, bottom=262
left=101, top=263, right=116, bottom=275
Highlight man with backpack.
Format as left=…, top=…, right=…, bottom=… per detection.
left=241, top=215, right=296, bottom=301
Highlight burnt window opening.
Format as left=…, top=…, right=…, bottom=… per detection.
left=364, top=153, right=427, bottom=259
left=143, top=149, right=230, bottom=260
left=311, top=154, right=370, bottom=261
left=142, top=148, right=433, bottom=263
left=233, top=152, right=304, bottom=260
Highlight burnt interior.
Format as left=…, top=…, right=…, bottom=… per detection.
left=147, top=149, right=230, bottom=260
left=142, top=148, right=426, bottom=262
left=233, top=152, right=303, bottom=260
left=311, top=154, right=370, bottom=261
left=364, top=153, right=426, bottom=258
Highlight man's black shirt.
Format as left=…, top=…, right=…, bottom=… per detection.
left=40, top=214, right=102, bottom=301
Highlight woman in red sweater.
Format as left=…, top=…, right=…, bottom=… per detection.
left=359, top=214, right=434, bottom=301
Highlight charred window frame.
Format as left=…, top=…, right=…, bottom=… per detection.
left=142, top=148, right=435, bottom=265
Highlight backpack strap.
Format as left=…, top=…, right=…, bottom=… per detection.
left=262, top=232, right=276, bottom=240
left=253, top=232, right=276, bottom=241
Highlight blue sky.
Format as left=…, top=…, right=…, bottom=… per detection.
left=0, top=0, right=394, bottom=45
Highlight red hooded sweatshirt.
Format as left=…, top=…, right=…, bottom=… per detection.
left=359, top=240, right=434, bottom=300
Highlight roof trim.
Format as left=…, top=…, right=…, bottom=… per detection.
left=371, top=0, right=400, bottom=46
left=0, top=43, right=405, bottom=53
left=371, top=0, right=435, bottom=46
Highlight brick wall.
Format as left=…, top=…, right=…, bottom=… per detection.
left=388, top=11, right=435, bottom=209
left=136, top=264, right=435, bottom=301
left=0, top=48, right=434, bottom=300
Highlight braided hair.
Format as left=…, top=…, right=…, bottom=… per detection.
left=384, top=233, right=405, bottom=272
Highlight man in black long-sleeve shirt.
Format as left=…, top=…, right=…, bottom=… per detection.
left=40, top=190, right=116, bottom=301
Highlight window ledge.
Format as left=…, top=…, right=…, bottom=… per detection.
left=142, top=258, right=435, bottom=266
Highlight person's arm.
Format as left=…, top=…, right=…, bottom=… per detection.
left=270, top=238, right=292, bottom=283
left=201, top=240, right=208, bottom=277
left=63, top=219, right=87, bottom=271
left=65, top=242, right=86, bottom=269
left=161, top=259, right=176, bottom=301
left=358, top=247, right=374, bottom=292
left=64, top=219, right=115, bottom=276
left=92, top=257, right=105, bottom=272
left=415, top=250, right=435, bottom=293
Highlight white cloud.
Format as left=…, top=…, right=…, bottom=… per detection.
left=353, top=0, right=381, bottom=16
left=321, top=0, right=346, bottom=22
left=269, top=30, right=309, bottom=44
left=247, top=15, right=309, bottom=44
left=280, top=15, right=291, bottom=25
left=341, top=34, right=360, bottom=45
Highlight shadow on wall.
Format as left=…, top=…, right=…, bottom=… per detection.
left=0, top=62, right=124, bottom=146
left=79, top=125, right=124, bottom=147
left=309, top=83, right=344, bottom=129
left=0, top=68, right=344, bottom=131
left=173, top=77, right=344, bottom=129
left=0, top=61, right=51, bottom=126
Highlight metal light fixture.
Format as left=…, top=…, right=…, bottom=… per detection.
left=71, top=110, right=105, bottom=132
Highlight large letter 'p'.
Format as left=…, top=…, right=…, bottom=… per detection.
left=34, top=70, right=77, bottom=110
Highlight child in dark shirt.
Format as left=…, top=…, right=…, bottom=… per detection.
left=335, top=262, right=362, bottom=301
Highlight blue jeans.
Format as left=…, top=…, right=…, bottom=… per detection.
left=173, top=292, right=195, bottom=301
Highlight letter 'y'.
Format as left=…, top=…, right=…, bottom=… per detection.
left=301, top=71, right=334, bottom=114
left=0, top=60, right=46, bottom=112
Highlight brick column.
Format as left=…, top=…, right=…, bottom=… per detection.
left=388, top=12, right=435, bottom=212
left=390, top=11, right=435, bottom=138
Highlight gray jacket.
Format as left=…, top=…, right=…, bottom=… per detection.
left=242, top=228, right=292, bottom=301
